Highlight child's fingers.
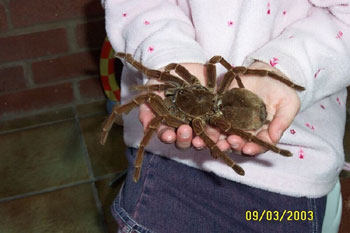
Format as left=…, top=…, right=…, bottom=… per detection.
left=216, top=139, right=231, bottom=152
left=241, top=98, right=299, bottom=155
left=268, top=101, right=299, bottom=143
left=242, top=129, right=271, bottom=155
left=205, top=125, right=221, bottom=142
left=192, top=136, right=205, bottom=149
left=176, top=125, right=193, bottom=149
left=158, top=125, right=176, bottom=143
left=227, top=135, right=246, bottom=151
left=138, top=103, right=155, bottom=131
left=139, top=103, right=176, bottom=143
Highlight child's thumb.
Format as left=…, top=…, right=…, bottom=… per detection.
left=268, top=103, right=298, bottom=143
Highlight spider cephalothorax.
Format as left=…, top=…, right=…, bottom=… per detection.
left=100, top=53, right=305, bottom=182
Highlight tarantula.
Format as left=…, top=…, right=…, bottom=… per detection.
left=100, top=53, right=305, bottom=182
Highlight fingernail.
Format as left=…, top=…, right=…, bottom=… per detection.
left=231, top=144, right=239, bottom=149
left=243, top=148, right=253, bottom=155
left=181, top=133, right=191, bottom=139
left=162, top=134, right=174, bottom=143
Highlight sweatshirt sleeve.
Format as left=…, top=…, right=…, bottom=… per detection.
left=104, top=0, right=207, bottom=73
left=243, top=2, right=350, bottom=111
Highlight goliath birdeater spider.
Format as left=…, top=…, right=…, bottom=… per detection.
left=101, top=53, right=305, bottom=182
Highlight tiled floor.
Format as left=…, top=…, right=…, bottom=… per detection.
left=0, top=101, right=126, bottom=233
left=0, top=100, right=349, bottom=232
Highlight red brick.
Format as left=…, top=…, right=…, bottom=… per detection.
left=79, top=77, right=105, bottom=100
left=0, top=83, right=73, bottom=115
left=0, top=66, right=26, bottom=92
left=10, top=0, right=104, bottom=27
left=32, top=50, right=99, bottom=84
left=0, top=4, right=8, bottom=31
left=0, top=29, right=68, bottom=63
left=76, top=20, right=106, bottom=49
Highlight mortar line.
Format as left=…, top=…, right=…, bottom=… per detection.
left=0, top=73, right=101, bottom=96
left=73, top=106, right=109, bottom=233
left=1, top=0, right=13, bottom=30
left=0, top=117, right=75, bottom=135
left=0, top=179, right=92, bottom=203
left=66, top=23, right=78, bottom=51
left=0, top=109, right=107, bottom=135
left=22, top=61, right=35, bottom=88
left=72, top=79, right=82, bottom=102
left=0, top=16, right=104, bottom=37
left=0, top=47, right=100, bottom=70
left=0, top=98, right=107, bottom=124
left=0, top=173, right=118, bottom=204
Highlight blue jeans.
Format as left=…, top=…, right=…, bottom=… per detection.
left=112, top=148, right=326, bottom=233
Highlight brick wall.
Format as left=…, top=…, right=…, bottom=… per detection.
left=0, top=0, right=106, bottom=120
left=0, top=0, right=349, bottom=148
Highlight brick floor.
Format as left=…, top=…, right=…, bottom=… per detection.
left=0, top=100, right=126, bottom=233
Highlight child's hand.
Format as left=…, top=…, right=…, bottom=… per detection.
left=226, top=61, right=301, bottom=155
left=138, top=61, right=300, bottom=156
left=139, top=63, right=224, bottom=149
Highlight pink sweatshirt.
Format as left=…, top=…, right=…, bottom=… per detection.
left=104, top=0, right=350, bottom=197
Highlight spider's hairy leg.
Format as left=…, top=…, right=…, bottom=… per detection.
left=205, top=59, right=218, bottom=89
left=192, top=118, right=245, bottom=176
left=162, top=115, right=187, bottom=128
left=232, top=67, right=305, bottom=91
left=207, top=56, right=245, bottom=88
left=146, top=92, right=170, bottom=116
left=116, top=53, right=186, bottom=87
left=100, top=93, right=155, bottom=145
left=133, top=95, right=186, bottom=182
left=146, top=94, right=187, bottom=127
left=208, top=56, right=232, bottom=70
left=209, top=116, right=293, bottom=157
left=132, top=83, right=175, bottom=92
left=217, top=70, right=236, bottom=94
left=134, top=116, right=163, bottom=182
left=164, top=63, right=201, bottom=85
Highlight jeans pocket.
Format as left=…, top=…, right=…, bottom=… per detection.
left=112, top=193, right=154, bottom=233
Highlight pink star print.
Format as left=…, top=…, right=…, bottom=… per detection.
left=122, top=13, right=127, bottom=17
left=336, top=97, right=341, bottom=105
left=267, top=2, right=271, bottom=14
left=144, top=20, right=150, bottom=25
left=227, top=21, right=234, bottom=27
left=314, top=68, right=324, bottom=78
left=148, top=46, right=154, bottom=52
left=336, top=31, right=343, bottom=39
left=283, top=11, right=287, bottom=15
left=269, top=57, right=279, bottom=67
left=320, top=105, right=325, bottom=109
left=290, top=129, right=296, bottom=135
left=305, top=123, right=315, bottom=130
left=299, top=148, right=304, bottom=159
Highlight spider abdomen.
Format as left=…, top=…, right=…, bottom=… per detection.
left=220, top=88, right=267, bottom=130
